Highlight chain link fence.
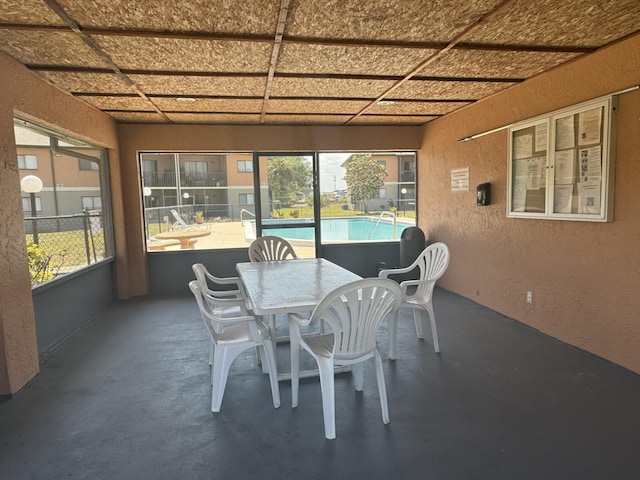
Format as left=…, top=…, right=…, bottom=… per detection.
left=25, top=210, right=107, bottom=285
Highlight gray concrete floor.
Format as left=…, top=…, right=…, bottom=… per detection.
left=1, top=288, right=639, bottom=480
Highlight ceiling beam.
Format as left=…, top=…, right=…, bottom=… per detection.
left=260, top=0, right=291, bottom=123
left=27, top=65, right=523, bottom=84
left=347, top=0, right=520, bottom=124
left=41, top=0, right=172, bottom=122
left=0, top=23, right=595, bottom=54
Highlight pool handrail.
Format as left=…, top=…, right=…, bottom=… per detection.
left=369, top=210, right=397, bottom=240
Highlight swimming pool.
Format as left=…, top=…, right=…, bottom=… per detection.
left=264, top=217, right=412, bottom=242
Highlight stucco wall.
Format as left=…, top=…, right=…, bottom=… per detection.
left=117, top=123, right=422, bottom=297
left=0, top=53, right=118, bottom=394
left=419, top=34, right=640, bottom=373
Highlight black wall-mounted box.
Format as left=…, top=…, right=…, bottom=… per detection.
left=477, top=183, right=491, bottom=206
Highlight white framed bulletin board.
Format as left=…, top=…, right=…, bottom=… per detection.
left=507, top=96, right=617, bottom=222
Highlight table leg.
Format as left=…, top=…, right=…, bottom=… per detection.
left=262, top=313, right=277, bottom=374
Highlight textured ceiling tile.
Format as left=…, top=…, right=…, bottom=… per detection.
left=271, top=77, right=395, bottom=98
left=350, top=115, right=435, bottom=125
left=39, top=71, right=134, bottom=93
left=267, top=99, right=370, bottom=114
left=393, top=80, right=517, bottom=100
left=277, top=43, right=436, bottom=76
left=0, top=30, right=106, bottom=67
left=165, top=113, right=262, bottom=124
left=58, top=0, right=280, bottom=35
left=76, top=95, right=156, bottom=111
left=263, top=114, right=350, bottom=125
left=153, top=98, right=263, bottom=113
left=368, top=101, right=471, bottom=115
left=467, top=0, right=640, bottom=47
left=107, top=111, right=166, bottom=123
left=93, top=35, right=272, bottom=72
left=419, top=49, right=582, bottom=79
left=0, top=0, right=66, bottom=25
left=286, top=0, right=505, bottom=42
left=130, top=75, right=266, bottom=96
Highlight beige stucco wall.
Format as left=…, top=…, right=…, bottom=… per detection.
left=117, top=123, right=422, bottom=297
left=0, top=53, right=119, bottom=395
left=419, top=34, right=640, bottom=373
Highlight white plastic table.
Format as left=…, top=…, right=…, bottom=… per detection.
left=236, top=258, right=361, bottom=380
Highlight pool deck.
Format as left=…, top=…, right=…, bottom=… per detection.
left=150, top=216, right=414, bottom=258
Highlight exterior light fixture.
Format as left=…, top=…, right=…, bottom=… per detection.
left=176, top=97, right=196, bottom=104
left=20, top=175, right=43, bottom=244
left=377, top=100, right=395, bottom=106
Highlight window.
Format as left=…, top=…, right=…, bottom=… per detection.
left=239, top=193, right=254, bottom=205
left=378, top=188, right=387, bottom=199
left=238, top=160, right=253, bottom=173
left=18, top=154, right=38, bottom=169
left=22, top=196, right=42, bottom=213
left=82, top=196, right=102, bottom=210
left=14, top=117, right=112, bottom=286
left=78, top=158, right=99, bottom=171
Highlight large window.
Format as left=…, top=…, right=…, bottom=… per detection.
left=15, top=118, right=113, bottom=286
left=140, top=150, right=416, bottom=252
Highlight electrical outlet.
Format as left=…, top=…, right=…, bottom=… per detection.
left=527, top=291, right=533, bottom=304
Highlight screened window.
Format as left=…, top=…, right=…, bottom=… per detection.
left=14, top=118, right=113, bottom=286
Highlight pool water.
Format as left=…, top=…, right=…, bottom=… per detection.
left=264, top=217, right=412, bottom=242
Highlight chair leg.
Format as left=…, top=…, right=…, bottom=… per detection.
left=211, top=345, right=243, bottom=413
left=374, top=349, right=389, bottom=424
left=425, top=304, right=440, bottom=353
left=290, top=329, right=301, bottom=408
left=258, top=342, right=281, bottom=408
left=352, top=363, right=364, bottom=391
left=413, top=308, right=424, bottom=339
left=317, top=357, right=336, bottom=439
left=388, top=311, right=399, bottom=360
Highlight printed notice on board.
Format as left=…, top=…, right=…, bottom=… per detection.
left=577, top=181, right=601, bottom=214
left=554, top=149, right=575, bottom=185
left=579, top=145, right=602, bottom=181
left=578, top=107, right=602, bottom=145
left=513, top=133, right=533, bottom=159
left=451, top=167, right=469, bottom=192
left=556, top=115, right=575, bottom=150
left=535, top=123, right=548, bottom=152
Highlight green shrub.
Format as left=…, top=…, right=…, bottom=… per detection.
left=27, top=242, right=56, bottom=285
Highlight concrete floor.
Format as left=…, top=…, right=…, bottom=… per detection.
left=1, top=288, right=639, bottom=479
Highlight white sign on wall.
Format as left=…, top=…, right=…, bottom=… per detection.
left=451, top=167, right=469, bottom=192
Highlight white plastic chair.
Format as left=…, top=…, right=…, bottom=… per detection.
left=192, top=263, right=245, bottom=301
left=248, top=235, right=298, bottom=262
left=189, top=281, right=280, bottom=412
left=378, top=242, right=450, bottom=357
left=289, top=278, right=402, bottom=439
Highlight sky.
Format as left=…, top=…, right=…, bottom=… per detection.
left=318, top=152, right=350, bottom=193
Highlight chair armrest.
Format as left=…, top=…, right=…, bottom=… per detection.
left=288, top=312, right=312, bottom=327
left=205, top=272, right=241, bottom=285
left=379, top=265, right=415, bottom=278
left=399, top=279, right=434, bottom=297
left=208, top=289, right=242, bottom=298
